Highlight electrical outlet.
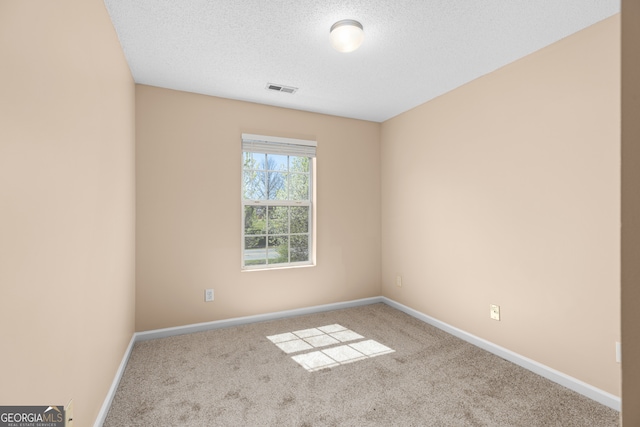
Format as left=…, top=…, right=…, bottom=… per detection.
left=490, top=304, right=500, bottom=321
left=65, top=399, right=73, bottom=427
left=396, top=275, right=402, bottom=287
left=205, top=289, right=214, bottom=302
left=616, top=341, right=621, bottom=363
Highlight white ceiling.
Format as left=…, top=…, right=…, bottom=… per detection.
left=104, top=1, right=619, bottom=123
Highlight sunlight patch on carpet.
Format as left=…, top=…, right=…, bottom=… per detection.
left=267, top=324, right=363, bottom=354
left=267, top=324, right=395, bottom=372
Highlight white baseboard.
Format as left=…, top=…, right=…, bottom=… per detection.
left=381, top=297, right=621, bottom=411
left=93, top=334, right=136, bottom=427
left=135, top=296, right=384, bottom=341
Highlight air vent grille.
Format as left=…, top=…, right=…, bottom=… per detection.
left=266, top=83, right=298, bottom=94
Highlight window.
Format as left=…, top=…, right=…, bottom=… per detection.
left=241, top=134, right=316, bottom=270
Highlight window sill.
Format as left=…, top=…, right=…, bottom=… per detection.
left=241, top=263, right=315, bottom=272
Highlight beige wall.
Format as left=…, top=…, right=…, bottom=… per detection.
left=135, top=85, right=381, bottom=331
left=0, top=1, right=135, bottom=425
left=621, top=1, right=640, bottom=424
left=380, top=16, right=621, bottom=395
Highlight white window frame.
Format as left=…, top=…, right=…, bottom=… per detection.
left=241, top=133, right=316, bottom=271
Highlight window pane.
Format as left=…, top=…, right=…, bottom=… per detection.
left=267, top=172, right=288, bottom=200
left=241, top=147, right=313, bottom=269
left=290, top=235, right=309, bottom=262
left=290, top=156, right=309, bottom=173
left=290, top=173, right=309, bottom=200
left=244, top=236, right=266, bottom=266
left=267, top=154, right=288, bottom=171
left=268, top=236, right=289, bottom=264
left=243, top=170, right=266, bottom=200
left=243, top=152, right=265, bottom=170
left=244, top=206, right=266, bottom=235
left=290, top=206, right=309, bottom=234
left=268, top=206, right=288, bottom=234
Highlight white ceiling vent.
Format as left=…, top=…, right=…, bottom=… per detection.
left=266, top=83, right=298, bottom=94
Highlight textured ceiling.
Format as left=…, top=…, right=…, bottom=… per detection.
left=104, top=1, right=619, bottom=123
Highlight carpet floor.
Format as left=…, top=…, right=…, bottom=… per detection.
left=104, top=303, right=619, bottom=426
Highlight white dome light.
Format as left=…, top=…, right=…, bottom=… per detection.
left=330, top=19, right=364, bottom=53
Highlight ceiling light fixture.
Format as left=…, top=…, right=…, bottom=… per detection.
left=330, top=19, right=364, bottom=53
